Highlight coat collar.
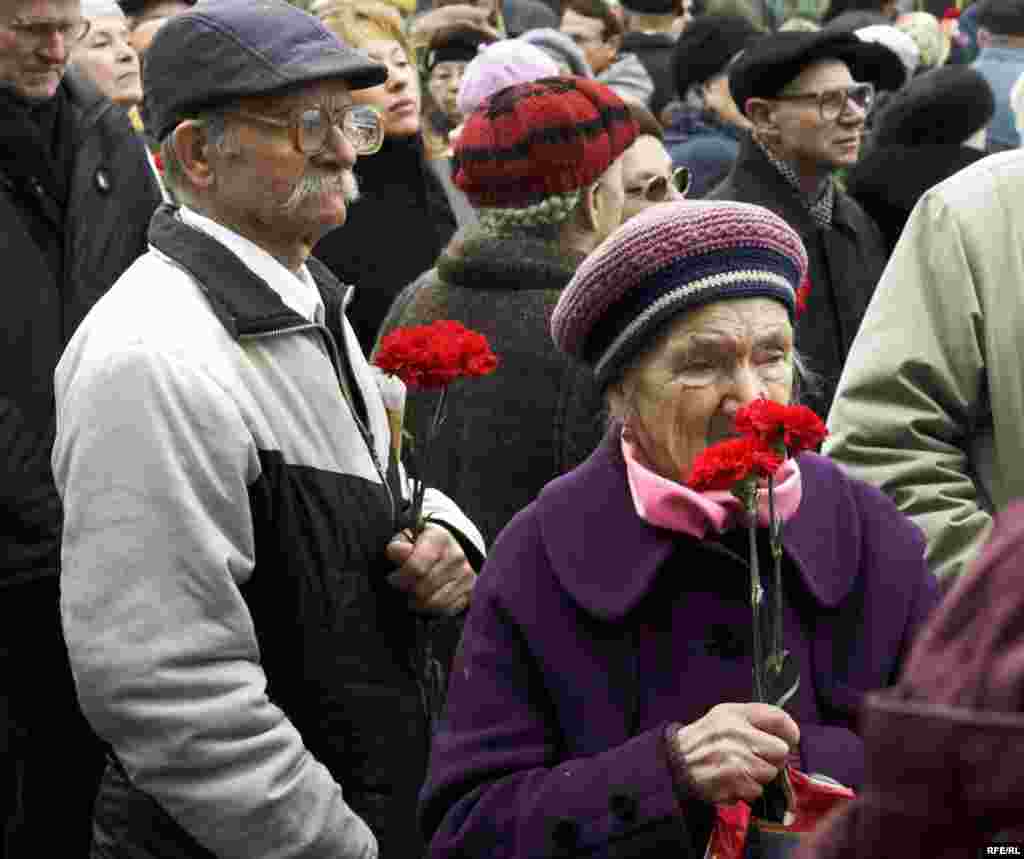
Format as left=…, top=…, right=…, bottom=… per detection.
left=148, top=204, right=342, bottom=338
left=534, top=430, right=860, bottom=622
left=438, top=227, right=586, bottom=293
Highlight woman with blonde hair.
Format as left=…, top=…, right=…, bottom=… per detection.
left=315, top=1, right=466, bottom=351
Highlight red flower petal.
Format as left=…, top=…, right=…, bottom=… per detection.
left=374, top=320, right=500, bottom=389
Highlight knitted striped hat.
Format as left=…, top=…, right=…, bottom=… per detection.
left=452, top=76, right=639, bottom=209
left=551, top=201, right=810, bottom=388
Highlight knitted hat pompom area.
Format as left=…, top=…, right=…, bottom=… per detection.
left=551, top=200, right=810, bottom=388
left=452, top=76, right=639, bottom=209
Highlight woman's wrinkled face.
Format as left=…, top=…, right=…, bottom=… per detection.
left=615, top=297, right=794, bottom=482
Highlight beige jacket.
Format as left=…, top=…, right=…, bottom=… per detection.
left=825, top=150, right=1024, bottom=582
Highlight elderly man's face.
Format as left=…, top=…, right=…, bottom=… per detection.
left=764, top=60, right=867, bottom=174
left=616, top=298, right=794, bottom=483
left=620, top=135, right=684, bottom=223
left=0, top=0, right=85, bottom=99
left=209, top=79, right=361, bottom=253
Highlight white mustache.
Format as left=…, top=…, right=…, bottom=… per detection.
left=282, top=170, right=359, bottom=212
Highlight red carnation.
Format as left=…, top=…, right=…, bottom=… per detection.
left=688, top=436, right=783, bottom=492
left=375, top=320, right=498, bottom=390
left=943, top=5, right=960, bottom=17
left=152, top=151, right=165, bottom=174
left=735, top=398, right=827, bottom=456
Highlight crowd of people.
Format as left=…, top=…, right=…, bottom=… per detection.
left=3, top=0, right=1024, bottom=855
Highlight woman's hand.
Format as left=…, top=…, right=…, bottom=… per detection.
left=669, top=703, right=800, bottom=805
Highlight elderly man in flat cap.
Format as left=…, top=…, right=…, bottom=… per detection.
left=707, top=30, right=905, bottom=418
left=51, top=1, right=484, bottom=857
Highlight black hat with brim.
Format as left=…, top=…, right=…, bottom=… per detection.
left=143, top=0, right=387, bottom=142
left=729, top=30, right=907, bottom=117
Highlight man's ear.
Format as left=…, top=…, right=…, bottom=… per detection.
left=746, top=97, right=779, bottom=138
left=607, top=32, right=622, bottom=53
left=171, top=121, right=216, bottom=190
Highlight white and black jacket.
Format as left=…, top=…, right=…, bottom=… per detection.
left=52, top=205, right=484, bottom=859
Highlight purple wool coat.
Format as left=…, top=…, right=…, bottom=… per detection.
left=419, top=432, right=941, bottom=858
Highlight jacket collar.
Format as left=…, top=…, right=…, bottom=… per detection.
left=534, top=430, right=859, bottom=622
left=148, top=204, right=338, bottom=338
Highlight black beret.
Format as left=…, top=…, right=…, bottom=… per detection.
left=116, top=0, right=195, bottom=16
left=729, top=30, right=907, bottom=116
left=872, top=66, right=996, bottom=147
left=620, top=0, right=677, bottom=15
left=424, top=28, right=493, bottom=71
left=673, top=14, right=759, bottom=96
left=975, top=0, right=1024, bottom=36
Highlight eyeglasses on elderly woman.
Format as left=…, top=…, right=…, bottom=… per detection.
left=231, top=103, right=384, bottom=156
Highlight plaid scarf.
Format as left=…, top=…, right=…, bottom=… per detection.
left=755, top=136, right=835, bottom=229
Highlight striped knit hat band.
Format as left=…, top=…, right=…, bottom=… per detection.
left=453, top=76, right=639, bottom=209
left=551, top=201, right=810, bottom=388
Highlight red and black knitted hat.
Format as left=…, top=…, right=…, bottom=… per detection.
left=452, top=76, right=639, bottom=209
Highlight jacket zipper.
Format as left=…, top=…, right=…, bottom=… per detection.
left=238, top=322, right=397, bottom=529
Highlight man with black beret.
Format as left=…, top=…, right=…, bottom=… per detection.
left=51, top=0, right=485, bottom=856
left=707, top=28, right=904, bottom=418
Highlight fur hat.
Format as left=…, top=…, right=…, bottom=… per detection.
left=116, top=0, right=195, bottom=16
left=551, top=200, right=808, bottom=388
left=872, top=66, right=995, bottom=147
left=673, top=14, right=760, bottom=97
left=456, top=38, right=559, bottom=116
left=453, top=76, right=638, bottom=208
left=729, top=30, right=907, bottom=116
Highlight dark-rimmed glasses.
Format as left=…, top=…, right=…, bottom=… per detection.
left=770, top=82, right=875, bottom=122
left=625, top=166, right=691, bottom=202
left=6, top=15, right=91, bottom=43
left=232, top=104, right=384, bottom=156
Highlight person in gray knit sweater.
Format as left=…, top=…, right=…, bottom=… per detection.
left=375, top=76, right=638, bottom=546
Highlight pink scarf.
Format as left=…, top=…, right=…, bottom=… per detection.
left=621, top=431, right=802, bottom=539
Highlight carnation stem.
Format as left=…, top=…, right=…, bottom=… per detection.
left=412, top=386, right=449, bottom=535
left=747, top=485, right=765, bottom=704
left=769, top=473, right=783, bottom=672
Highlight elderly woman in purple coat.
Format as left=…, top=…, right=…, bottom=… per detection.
left=418, top=201, right=940, bottom=859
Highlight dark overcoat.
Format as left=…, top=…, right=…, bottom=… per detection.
left=420, top=432, right=940, bottom=858
left=707, top=135, right=890, bottom=418
left=375, top=228, right=606, bottom=547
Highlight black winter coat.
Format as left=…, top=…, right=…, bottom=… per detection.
left=707, top=135, right=890, bottom=418
left=0, top=69, right=160, bottom=588
left=375, top=229, right=606, bottom=547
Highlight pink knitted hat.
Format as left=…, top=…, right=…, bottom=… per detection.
left=456, top=39, right=560, bottom=117
left=551, top=200, right=810, bottom=387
